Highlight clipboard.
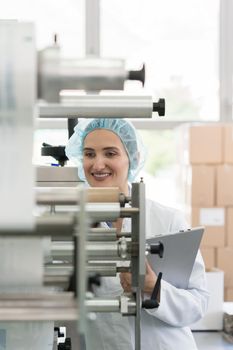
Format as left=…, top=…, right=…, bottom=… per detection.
left=147, top=227, right=204, bottom=289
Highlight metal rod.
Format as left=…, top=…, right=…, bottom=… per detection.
left=88, top=233, right=117, bottom=241
left=85, top=298, right=120, bottom=313
left=87, top=242, right=118, bottom=258
left=117, top=231, right=132, bottom=238
left=0, top=214, right=76, bottom=236
left=38, top=95, right=154, bottom=119
left=44, top=262, right=130, bottom=280
left=0, top=292, right=77, bottom=321
left=120, top=208, right=139, bottom=217
left=85, top=0, right=100, bottom=56
left=36, top=187, right=126, bottom=205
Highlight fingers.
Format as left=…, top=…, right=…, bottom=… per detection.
left=120, top=272, right=132, bottom=292
left=145, top=259, right=153, bottom=273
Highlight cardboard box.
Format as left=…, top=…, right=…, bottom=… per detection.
left=217, top=165, right=233, bottom=206
left=187, top=166, right=216, bottom=206
left=189, top=125, right=223, bottom=164
left=200, top=247, right=216, bottom=269
left=227, top=208, right=233, bottom=247
left=217, top=247, right=233, bottom=287
left=191, top=269, right=224, bottom=330
left=225, top=288, right=233, bottom=301
left=223, top=125, right=233, bottom=163
left=192, top=207, right=225, bottom=247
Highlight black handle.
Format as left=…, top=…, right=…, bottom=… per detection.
left=149, top=242, right=164, bottom=258
left=41, top=144, right=68, bottom=166
left=153, top=98, right=165, bottom=116
left=142, top=272, right=162, bottom=309
left=128, top=63, right=145, bottom=86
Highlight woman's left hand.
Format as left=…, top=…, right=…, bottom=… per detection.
left=120, top=259, right=157, bottom=294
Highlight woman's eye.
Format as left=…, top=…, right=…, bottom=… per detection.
left=84, top=152, right=95, bottom=158
left=106, top=151, right=116, bottom=157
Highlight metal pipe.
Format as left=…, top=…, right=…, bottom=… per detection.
left=85, top=298, right=120, bottom=313
left=86, top=297, right=136, bottom=314
left=0, top=292, right=78, bottom=321
left=87, top=242, right=118, bottom=258
left=0, top=214, right=76, bottom=236
left=45, top=264, right=73, bottom=276
left=38, top=95, right=154, bottom=119
left=88, top=233, right=117, bottom=241
left=51, top=240, right=132, bottom=261
left=117, top=231, right=132, bottom=238
left=87, top=263, right=130, bottom=276
left=44, top=262, right=130, bottom=280
left=120, top=208, right=139, bottom=217
left=36, top=187, right=126, bottom=205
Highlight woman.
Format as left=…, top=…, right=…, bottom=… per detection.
left=65, top=118, right=209, bottom=350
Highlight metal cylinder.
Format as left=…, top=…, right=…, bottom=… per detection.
left=87, top=263, right=130, bottom=276
left=85, top=298, right=120, bottom=313
left=36, top=187, right=80, bottom=205
left=0, top=214, right=76, bottom=237
left=38, top=95, right=154, bottom=119
left=44, top=262, right=130, bottom=282
left=87, top=187, right=121, bottom=203
left=45, top=264, right=73, bottom=276
left=86, top=203, right=120, bottom=221
left=88, top=233, right=117, bottom=241
left=87, top=262, right=117, bottom=276
left=87, top=242, right=118, bottom=258
left=38, top=56, right=128, bottom=102
left=51, top=241, right=74, bottom=258
left=36, top=187, right=125, bottom=205
left=51, top=241, right=125, bottom=260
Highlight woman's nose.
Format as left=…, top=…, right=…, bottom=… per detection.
left=92, top=156, right=106, bottom=170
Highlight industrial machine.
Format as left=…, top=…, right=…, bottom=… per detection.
left=0, top=20, right=165, bottom=350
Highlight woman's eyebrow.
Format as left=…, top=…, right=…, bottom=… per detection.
left=83, top=146, right=119, bottom=151
left=103, top=147, right=119, bottom=151
left=83, top=147, right=94, bottom=151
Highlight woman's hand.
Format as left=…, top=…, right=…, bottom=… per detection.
left=120, top=259, right=157, bottom=294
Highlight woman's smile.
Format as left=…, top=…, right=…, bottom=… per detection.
left=91, top=172, right=112, bottom=180
left=83, top=129, right=129, bottom=195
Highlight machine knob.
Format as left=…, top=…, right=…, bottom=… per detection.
left=153, top=98, right=165, bottom=116
left=147, top=242, right=164, bottom=258
left=128, top=63, right=145, bottom=86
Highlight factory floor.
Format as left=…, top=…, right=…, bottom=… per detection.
left=193, top=303, right=233, bottom=349
left=193, top=332, right=233, bottom=349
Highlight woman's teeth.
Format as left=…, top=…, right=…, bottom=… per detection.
left=93, top=173, right=110, bottom=178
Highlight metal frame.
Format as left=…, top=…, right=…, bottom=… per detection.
left=131, top=182, right=146, bottom=350
left=37, top=0, right=233, bottom=130
left=85, top=0, right=100, bottom=56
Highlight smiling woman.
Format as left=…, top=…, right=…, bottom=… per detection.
left=65, top=118, right=209, bottom=350
left=83, top=129, right=129, bottom=194
left=65, top=118, right=147, bottom=184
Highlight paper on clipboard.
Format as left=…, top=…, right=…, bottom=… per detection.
left=147, top=227, right=204, bottom=289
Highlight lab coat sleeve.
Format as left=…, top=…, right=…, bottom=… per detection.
left=144, top=251, right=209, bottom=327
left=144, top=202, right=209, bottom=327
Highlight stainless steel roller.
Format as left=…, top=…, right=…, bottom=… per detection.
left=38, top=95, right=165, bottom=118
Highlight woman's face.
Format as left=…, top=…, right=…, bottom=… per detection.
left=83, top=129, right=129, bottom=194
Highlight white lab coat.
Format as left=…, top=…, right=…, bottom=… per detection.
left=85, top=199, right=209, bottom=350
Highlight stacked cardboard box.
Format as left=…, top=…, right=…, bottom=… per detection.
left=177, top=124, right=233, bottom=301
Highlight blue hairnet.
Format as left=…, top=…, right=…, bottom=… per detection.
left=65, top=118, right=147, bottom=182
